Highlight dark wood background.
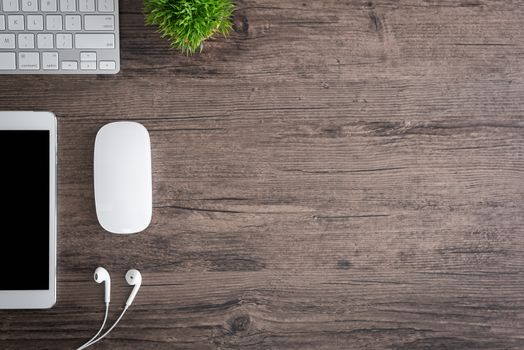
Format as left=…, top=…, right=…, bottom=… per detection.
left=1, top=0, right=523, bottom=349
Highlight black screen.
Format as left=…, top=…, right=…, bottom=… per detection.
left=0, top=131, right=50, bottom=290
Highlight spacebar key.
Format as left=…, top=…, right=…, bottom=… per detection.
left=75, top=34, right=115, bottom=49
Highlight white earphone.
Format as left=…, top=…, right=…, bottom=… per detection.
left=77, top=267, right=142, bottom=349
left=125, top=269, right=142, bottom=307
left=94, top=267, right=111, bottom=304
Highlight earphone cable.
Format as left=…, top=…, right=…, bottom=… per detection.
left=76, top=302, right=109, bottom=350
left=77, top=305, right=129, bottom=350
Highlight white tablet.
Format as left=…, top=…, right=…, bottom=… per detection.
left=0, top=112, right=57, bottom=309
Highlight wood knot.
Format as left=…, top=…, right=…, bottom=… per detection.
left=321, top=125, right=343, bottom=138
left=229, top=315, right=250, bottom=334
left=234, top=15, right=249, bottom=35
left=369, top=11, right=383, bottom=32
left=337, top=259, right=352, bottom=270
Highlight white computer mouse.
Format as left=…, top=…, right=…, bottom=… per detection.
left=94, top=122, right=152, bottom=234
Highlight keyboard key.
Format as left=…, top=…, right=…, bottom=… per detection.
left=78, top=0, right=94, bottom=11
left=37, top=33, right=53, bottom=48
left=56, top=33, right=72, bottom=48
left=75, top=33, right=114, bottom=49
left=41, top=0, right=57, bottom=11
left=27, top=15, right=44, bottom=30
left=99, top=60, right=115, bottom=70
left=21, top=0, right=38, bottom=11
left=97, top=0, right=113, bottom=12
left=2, top=0, right=19, bottom=12
left=19, top=52, right=39, bottom=70
left=8, top=15, right=24, bottom=31
left=80, top=51, right=96, bottom=61
left=0, top=16, right=5, bottom=31
left=80, top=61, right=95, bottom=70
left=0, top=52, right=16, bottom=69
left=84, top=15, right=114, bottom=31
left=18, top=34, right=35, bottom=48
left=59, top=0, right=75, bottom=11
left=65, top=15, right=81, bottom=30
left=46, top=15, right=62, bottom=30
left=61, top=60, right=77, bottom=69
left=42, top=51, right=58, bottom=69
left=0, top=34, right=15, bottom=48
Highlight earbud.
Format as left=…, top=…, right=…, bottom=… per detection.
left=78, top=268, right=142, bottom=349
left=125, top=269, right=142, bottom=307
left=93, top=267, right=111, bottom=304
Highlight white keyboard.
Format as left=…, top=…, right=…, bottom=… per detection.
left=0, top=0, right=119, bottom=74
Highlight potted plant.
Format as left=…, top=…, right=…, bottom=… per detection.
left=144, top=0, right=235, bottom=54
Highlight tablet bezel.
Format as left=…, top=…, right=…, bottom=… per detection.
left=0, top=111, right=57, bottom=309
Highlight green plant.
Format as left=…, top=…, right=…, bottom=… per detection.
left=144, top=0, right=235, bottom=54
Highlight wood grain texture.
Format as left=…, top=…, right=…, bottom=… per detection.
left=1, top=0, right=524, bottom=349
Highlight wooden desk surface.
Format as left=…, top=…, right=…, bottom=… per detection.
left=1, top=1, right=523, bottom=349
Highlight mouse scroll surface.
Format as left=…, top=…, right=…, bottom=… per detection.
left=94, top=122, right=152, bottom=234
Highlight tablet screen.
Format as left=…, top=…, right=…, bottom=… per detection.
left=0, top=131, right=49, bottom=290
